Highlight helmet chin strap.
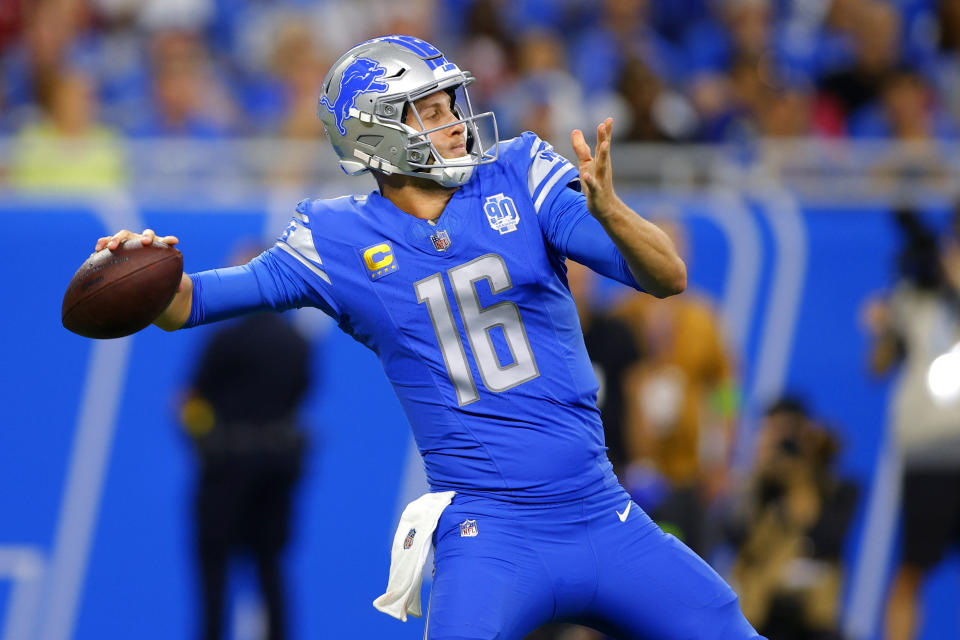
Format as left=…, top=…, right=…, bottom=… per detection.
left=429, top=153, right=475, bottom=187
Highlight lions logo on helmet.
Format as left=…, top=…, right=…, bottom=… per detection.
left=317, top=35, right=499, bottom=188
left=319, top=57, right=389, bottom=136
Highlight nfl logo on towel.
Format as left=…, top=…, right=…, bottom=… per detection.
left=459, top=519, right=478, bottom=538
left=430, top=229, right=451, bottom=252
left=403, top=528, right=416, bottom=550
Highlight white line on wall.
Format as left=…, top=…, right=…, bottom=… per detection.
left=733, top=187, right=808, bottom=468
left=0, top=546, right=45, bottom=640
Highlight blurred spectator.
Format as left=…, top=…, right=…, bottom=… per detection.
left=615, top=56, right=698, bottom=142
left=930, top=0, right=960, bottom=123
left=268, top=20, right=332, bottom=138
left=680, top=0, right=824, bottom=142
left=455, top=34, right=514, bottom=115
left=252, top=20, right=330, bottom=185
left=569, top=0, right=684, bottom=100
left=818, top=1, right=902, bottom=131
left=566, top=260, right=644, bottom=476
left=128, top=30, right=236, bottom=137
left=459, top=0, right=518, bottom=61
left=0, top=0, right=90, bottom=132
left=180, top=244, right=312, bottom=640
left=849, top=68, right=958, bottom=140
left=863, top=207, right=960, bottom=640
left=682, top=0, right=776, bottom=76
left=759, top=85, right=813, bottom=138
left=806, top=0, right=862, bottom=81
left=686, top=55, right=765, bottom=143
left=724, top=398, right=858, bottom=640
left=88, top=9, right=150, bottom=128
left=752, top=81, right=818, bottom=176
left=688, top=52, right=816, bottom=145
left=454, top=0, right=519, bottom=127
left=496, top=28, right=585, bottom=156
left=612, top=220, right=738, bottom=552
left=8, top=68, right=127, bottom=191
left=863, top=70, right=955, bottom=196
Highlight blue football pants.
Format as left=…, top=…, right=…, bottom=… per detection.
left=425, top=485, right=764, bottom=639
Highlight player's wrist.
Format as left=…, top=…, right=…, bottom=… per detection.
left=590, top=194, right=629, bottom=225
left=154, top=274, right=193, bottom=331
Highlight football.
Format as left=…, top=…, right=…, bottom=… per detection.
left=62, top=239, right=184, bottom=339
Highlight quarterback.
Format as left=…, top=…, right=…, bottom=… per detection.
left=97, top=36, right=762, bottom=639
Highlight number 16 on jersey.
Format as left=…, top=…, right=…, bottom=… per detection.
left=415, top=253, right=539, bottom=406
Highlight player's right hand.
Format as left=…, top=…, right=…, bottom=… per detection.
left=95, top=229, right=180, bottom=252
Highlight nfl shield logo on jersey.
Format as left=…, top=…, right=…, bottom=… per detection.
left=403, top=528, right=416, bottom=550
left=484, top=193, right=520, bottom=234
left=430, top=229, right=451, bottom=252
left=459, top=519, right=478, bottom=538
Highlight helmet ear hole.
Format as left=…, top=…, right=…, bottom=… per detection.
left=357, top=135, right=384, bottom=150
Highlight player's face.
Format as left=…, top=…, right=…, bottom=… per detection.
left=406, top=91, right=467, bottom=160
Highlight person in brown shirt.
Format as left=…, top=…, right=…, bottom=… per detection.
left=612, top=220, right=738, bottom=551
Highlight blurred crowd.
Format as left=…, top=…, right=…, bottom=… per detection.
left=3, top=0, right=960, bottom=177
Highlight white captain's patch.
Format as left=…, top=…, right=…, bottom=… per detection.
left=527, top=137, right=576, bottom=213
left=276, top=217, right=331, bottom=284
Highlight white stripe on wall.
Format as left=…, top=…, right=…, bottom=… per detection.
left=843, top=424, right=902, bottom=640
left=0, top=547, right=45, bottom=640
left=733, top=187, right=808, bottom=468
left=701, top=188, right=763, bottom=353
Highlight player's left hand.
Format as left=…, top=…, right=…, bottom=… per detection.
left=571, top=118, right=621, bottom=219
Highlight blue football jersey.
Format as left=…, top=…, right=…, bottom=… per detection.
left=269, top=132, right=637, bottom=501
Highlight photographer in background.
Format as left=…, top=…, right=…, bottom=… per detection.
left=863, top=206, right=960, bottom=640
left=723, top=399, right=858, bottom=640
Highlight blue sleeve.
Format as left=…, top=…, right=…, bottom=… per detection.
left=545, top=185, right=642, bottom=291
left=183, top=248, right=339, bottom=328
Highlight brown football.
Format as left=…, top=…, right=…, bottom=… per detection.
left=62, top=239, right=184, bottom=339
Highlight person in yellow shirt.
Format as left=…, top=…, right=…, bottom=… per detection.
left=9, top=69, right=127, bottom=192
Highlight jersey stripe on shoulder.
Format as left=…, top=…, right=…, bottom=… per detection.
left=529, top=138, right=548, bottom=159
left=275, top=209, right=332, bottom=284
left=526, top=135, right=576, bottom=213
left=533, top=164, right=578, bottom=213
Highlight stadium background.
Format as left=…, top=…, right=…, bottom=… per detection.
left=2, top=0, right=960, bottom=638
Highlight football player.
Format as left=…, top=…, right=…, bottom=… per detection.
left=97, top=36, right=762, bottom=639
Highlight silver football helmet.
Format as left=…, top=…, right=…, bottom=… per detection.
left=317, top=35, right=498, bottom=187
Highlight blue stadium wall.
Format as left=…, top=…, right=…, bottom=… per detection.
left=0, top=189, right=956, bottom=640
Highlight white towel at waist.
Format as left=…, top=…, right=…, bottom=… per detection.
left=373, top=490, right=455, bottom=621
